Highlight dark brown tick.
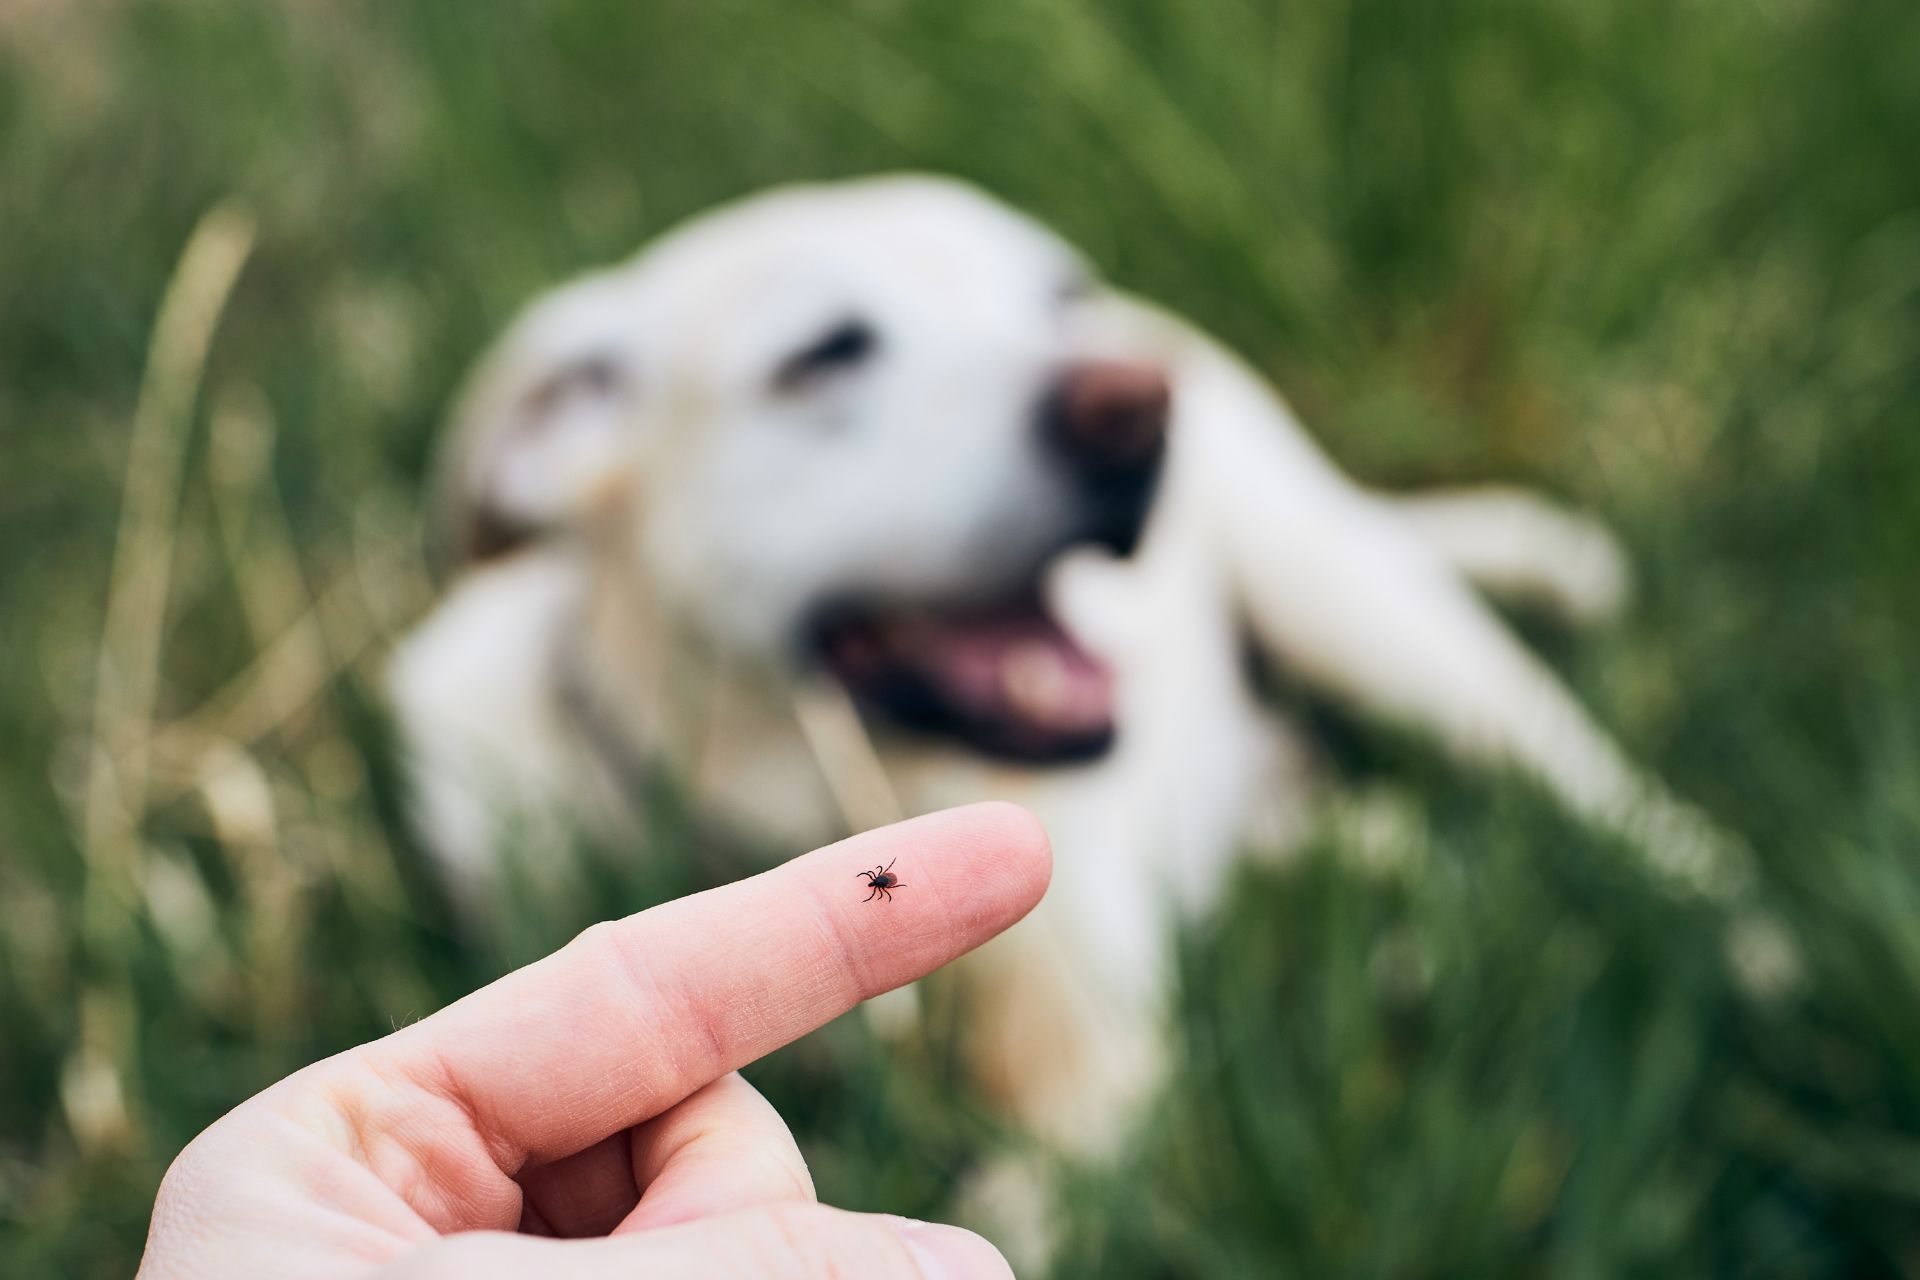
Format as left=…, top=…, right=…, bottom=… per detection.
left=857, top=858, right=904, bottom=903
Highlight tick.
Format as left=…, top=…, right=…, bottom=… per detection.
left=857, top=858, right=904, bottom=903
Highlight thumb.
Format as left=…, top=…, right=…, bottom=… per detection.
left=391, top=1204, right=1012, bottom=1279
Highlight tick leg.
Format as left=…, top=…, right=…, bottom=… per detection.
left=883, top=857, right=896, bottom=873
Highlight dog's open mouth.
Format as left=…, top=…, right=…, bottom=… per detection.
left=809, top=594, right=1114, bottom=763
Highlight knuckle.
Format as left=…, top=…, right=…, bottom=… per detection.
left=568, top=917, right=624, bottom=962
left=569, top=919, right=659, bottom=1022
left=730, top=1134, right=818, bottom=1203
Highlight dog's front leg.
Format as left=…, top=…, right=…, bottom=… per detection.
left=1381, top=485, right=1632, bottom=628
left=1174, top=346, right=1750, bottom=899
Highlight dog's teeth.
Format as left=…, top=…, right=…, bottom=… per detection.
left=1001, top=641, right=1073, bottom=721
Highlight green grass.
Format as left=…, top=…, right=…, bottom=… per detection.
left=3, top=1, right=1919, bottom=1275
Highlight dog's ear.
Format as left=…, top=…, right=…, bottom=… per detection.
left=436, top=270, right=641, bottom=566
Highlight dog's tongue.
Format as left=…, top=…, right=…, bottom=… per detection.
left=902, top=613, right=1113, bottom=737
left=821, top=604, right=1116, bottom=757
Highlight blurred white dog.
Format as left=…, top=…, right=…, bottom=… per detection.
left=389, top=174, right=1743, bottom=1157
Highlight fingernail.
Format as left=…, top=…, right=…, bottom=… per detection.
left=889, top=1216, right=1015, bottom=1279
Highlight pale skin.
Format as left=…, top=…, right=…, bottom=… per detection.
left=137, top=803, right=1050, bottom=1279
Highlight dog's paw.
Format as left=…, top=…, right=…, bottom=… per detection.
left=1542, top=513, right=1634, bottom=627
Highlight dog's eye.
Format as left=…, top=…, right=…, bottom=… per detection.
left=773, top=319, right=878, bottom=392
left=525, top=354, right=625, bottom=417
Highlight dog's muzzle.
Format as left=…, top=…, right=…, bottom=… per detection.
left=1039, top=359, right=1170, bottom=556
left=805, top=360, right=1172, bottom=765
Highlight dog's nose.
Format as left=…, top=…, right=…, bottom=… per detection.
left=1043, top=360, right=1171, bottom=474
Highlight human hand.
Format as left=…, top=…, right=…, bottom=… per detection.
left=137, top=803, right=1050, bottom=1278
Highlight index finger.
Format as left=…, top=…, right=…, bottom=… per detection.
left=378, top=802, right=1049, bottom=1167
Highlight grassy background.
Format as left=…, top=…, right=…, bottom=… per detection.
left=4, top=0, right=1920, bottom=1275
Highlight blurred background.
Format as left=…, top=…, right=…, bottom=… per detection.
left=4, top=0, right=1920, bottom=1275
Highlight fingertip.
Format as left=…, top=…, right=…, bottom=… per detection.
left=886, top=802, right=1049, bottom=933
left=888, top=1216, right=1016, bottom=1280
left=958, top=800, right=1053, bottom=913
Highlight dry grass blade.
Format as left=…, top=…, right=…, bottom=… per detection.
left=791, top=676, right=904, bottom=833
left=63, top=203, right=255, bottom=1155
left=143, top=569, right=379, bottom=804
left=81, top=202, right=257, bottom=878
